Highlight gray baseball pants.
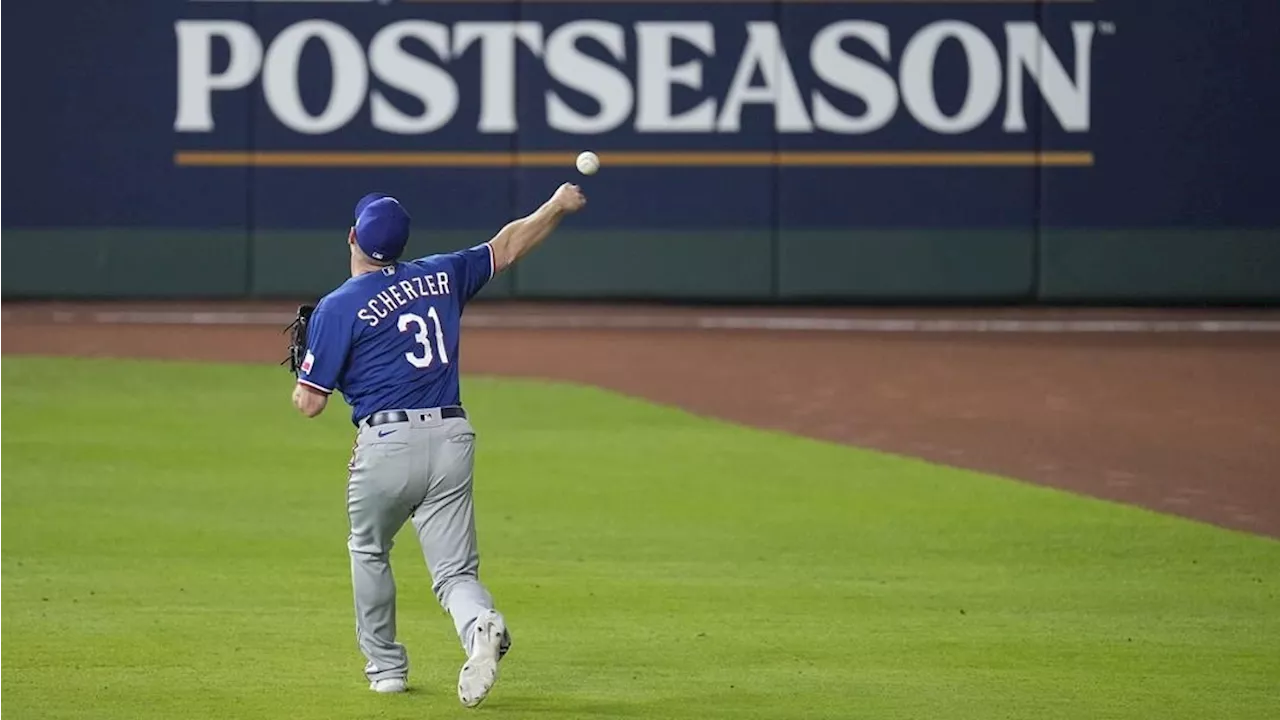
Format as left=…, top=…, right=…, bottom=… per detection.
left=345, top=407, right=500, bottom=683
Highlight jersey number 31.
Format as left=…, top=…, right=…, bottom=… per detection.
left=397, top=309, right=449, bottom=369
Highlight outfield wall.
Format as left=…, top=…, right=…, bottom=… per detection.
left=3, top=1, right=1278, bottom=303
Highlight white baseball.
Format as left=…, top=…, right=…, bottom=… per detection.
left=575, top=151, right=600, bottom=176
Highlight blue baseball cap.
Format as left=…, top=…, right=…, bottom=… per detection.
left=352, top=194, right=411, bottom=263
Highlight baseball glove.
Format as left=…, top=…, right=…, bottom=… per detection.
left=282, top=304, right=315, bottom=375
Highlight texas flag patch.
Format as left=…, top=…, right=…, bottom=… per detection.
left=301, top=351, right=315, bottom=374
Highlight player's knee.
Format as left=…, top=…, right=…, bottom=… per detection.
left=348, top=537, right=393, bottom=559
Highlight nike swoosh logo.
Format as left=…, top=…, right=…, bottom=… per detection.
left=377, top=429, right=398, bottom=438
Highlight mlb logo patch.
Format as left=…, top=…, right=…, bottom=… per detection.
left=301, top=351, right=315, bottom=374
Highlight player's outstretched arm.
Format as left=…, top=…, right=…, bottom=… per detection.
left=487, top=183, right=586, bottom=274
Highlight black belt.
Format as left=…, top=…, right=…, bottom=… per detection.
left=365, top=406, right=466, bottom=428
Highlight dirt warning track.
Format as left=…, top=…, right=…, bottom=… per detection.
left=5, top=301, right=1278, bottom=537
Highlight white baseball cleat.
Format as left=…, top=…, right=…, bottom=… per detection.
left=457, top=610, right=508, bottom=708
left=369, top=678, right=407, bottom=694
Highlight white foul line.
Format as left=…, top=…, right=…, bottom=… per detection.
left=15, top=309, right=1280, bottom=334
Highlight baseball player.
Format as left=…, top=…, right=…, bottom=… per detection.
left=287, top=183, right=587, bottom=704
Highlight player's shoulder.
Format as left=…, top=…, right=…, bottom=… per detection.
left=314, top=274, right=375, bottom=313
left=402, top=253, right=457, bottom=274
left=316, top=283, right=353, bottom=309
left=414, top=243, right=494, bottom=275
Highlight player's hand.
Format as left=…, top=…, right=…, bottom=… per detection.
left=550, top=183, right=586, bottom=214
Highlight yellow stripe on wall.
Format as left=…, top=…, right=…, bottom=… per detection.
left=174, top=150, right=1095, bottom=168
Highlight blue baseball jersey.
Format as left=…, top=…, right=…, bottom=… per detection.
left=297, top=243, right=494, bottom=425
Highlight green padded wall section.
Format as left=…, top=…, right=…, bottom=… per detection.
left=777, top=230, right=1035, bottom=300
left=513, top=230, right=773, bottom=299
left=1, top=229, right=248, bottom=298
left=1038, top=229, right=1280, bottom=302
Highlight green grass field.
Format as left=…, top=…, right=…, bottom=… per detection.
left=3, top=356, right=1278, bottom=719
